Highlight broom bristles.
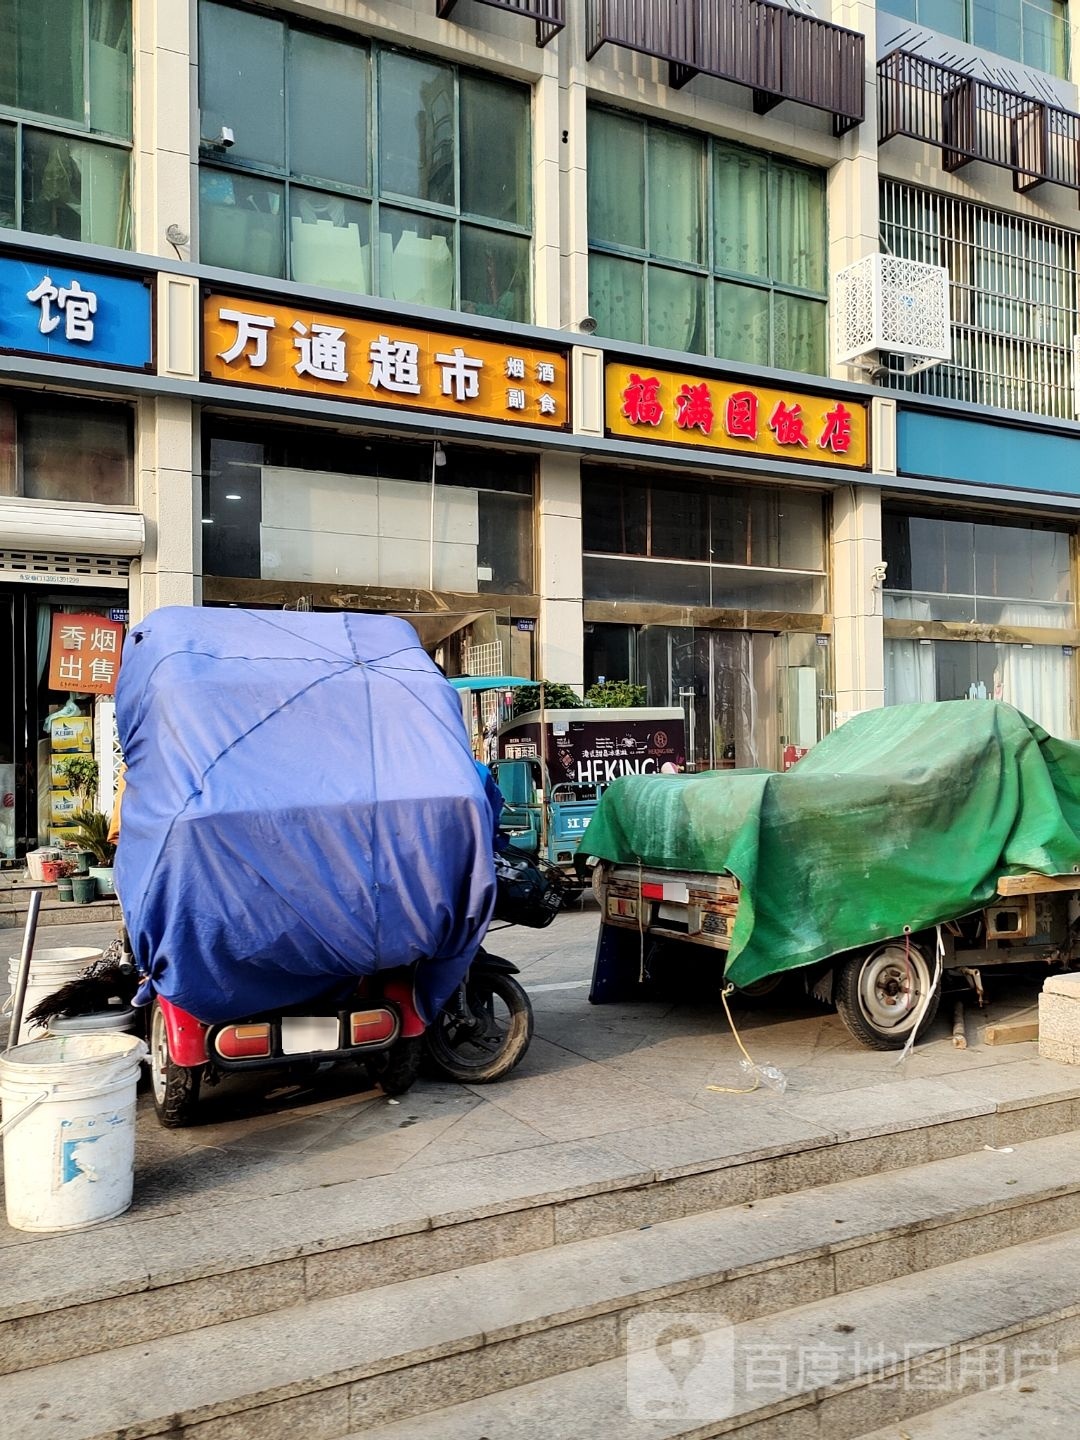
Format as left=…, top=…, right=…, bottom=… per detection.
left=25, top=962, right=139, bottom=1027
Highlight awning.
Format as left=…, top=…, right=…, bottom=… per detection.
left=450, top=676, right=532, bottom=692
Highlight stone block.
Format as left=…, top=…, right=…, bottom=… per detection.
left=1039, top=980, right=1080, bottom=1063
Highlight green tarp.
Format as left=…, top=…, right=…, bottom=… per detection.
left=579, top=701, right=1080, bottom=988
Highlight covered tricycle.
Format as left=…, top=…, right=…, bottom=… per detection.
left=583, top=701, right=1080, bottom=1049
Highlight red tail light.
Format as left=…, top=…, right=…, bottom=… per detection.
left=214, top=1023, right=272, bottom=1060
left=350, top=1008, right=398, bottom=1047
left=640, top=883, right=665, bottom=901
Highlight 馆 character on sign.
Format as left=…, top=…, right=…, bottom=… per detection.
left=292, top=322, right=349, bottom=382
left=674, top=382, right=714, bottom=436
left=27, top=276, right=98, bottom=343
left=768, top=400, right=808, bottom=448
left=818, top=402, right=853, bottom=454
left=218, top=309, right=275, bottom=368
left=621, top=374, right=663, bottom=426
left=725, top=390, right=759, bottom=441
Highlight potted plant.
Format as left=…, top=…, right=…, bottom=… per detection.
left=56, top=757, right=100, bottom=872
left=69, top=810, right=117, bottom=897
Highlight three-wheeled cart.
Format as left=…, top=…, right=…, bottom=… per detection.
left=590, top=861, right=1080, bottom=1049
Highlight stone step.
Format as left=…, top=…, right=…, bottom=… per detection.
left=352, top=1230, right=1080, bottom=1440
left=856, top=1355, right=1080, bottom=1437
left=2, top=1070, right=1078, bottom=1378
left=4, top=1139, right=1080, bottom=1437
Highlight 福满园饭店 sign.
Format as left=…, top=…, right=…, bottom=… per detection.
left=606, top=363, right=869, bottom=468
left=203, top=294, right=569, bottom=429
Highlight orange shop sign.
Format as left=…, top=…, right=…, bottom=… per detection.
left=203, top=294, right=569, bottom=429
left=48, top=613, right=124, bottom=694
left=605, top=363, right=869, bottom=469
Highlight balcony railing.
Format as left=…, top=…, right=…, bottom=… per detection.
left=879, top=50, right=1080, bottom=201
left=436, top=0, right=564, bottom=47
left=585, top=0, right=865, bottom=136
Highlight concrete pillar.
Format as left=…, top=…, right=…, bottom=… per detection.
left=133, top=0, right=194, bottom=258
left=132, top=397, right=199, bottom=619
left=827, top=0, right=880, bottom=384
left=558, top=20, right=590, bottom=330
left=831, top=483, right=885, bottom=722
left=537, top=452, right=584, bottom=692
left=533, top=69, right=562, bottom=329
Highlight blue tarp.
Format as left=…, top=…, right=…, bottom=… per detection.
left=114, top=608, right=498, bottom=1025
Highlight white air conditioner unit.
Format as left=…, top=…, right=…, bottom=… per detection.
left=834, top=253, right=951, bottom=376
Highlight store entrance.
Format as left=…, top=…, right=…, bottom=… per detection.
left=0, top=584, right=125, bottom=862
left=585, top=622, right=830, bottom=772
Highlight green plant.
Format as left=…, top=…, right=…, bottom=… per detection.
left=511, top=681, right=584, bottom=717
left=56, top=755, right=99, bottom=809
left=585, top=680, right=647, bottom=708
left=69, top=810, right=115, bottom=866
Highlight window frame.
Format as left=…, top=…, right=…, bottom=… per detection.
left=0, top=0, right=133, bottom=245
left=197, top=0, right=533, bottom=316
left=878, top=0, right=1069, bottom=78
left=586, top=106, right=829, bottom=372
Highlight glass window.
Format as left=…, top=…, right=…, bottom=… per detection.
left=16, top=398, right=132, bottom=505
left=197, top=7, right=531, bottom=314
left=200, top=169, right=285, bottom=278
left=885, top=637, right=1073, bottom=737
left=460, top=75, right=529, bottom=227
left=199, top=3, right=284, bottom=170
left=202, top=423, right=534, bottom=595
left=589, top=114, right=828, bottom=373
left=23, top=130, right=131, bottom=247
left=0, top=123, right=15, bottom=229
left=288, top=29, right=366, bottom=189
left=460, top=226, right=529, bottom=321
left=378, top=52, right=455, bottom=209
left=0, top=0, right=132, bottom=245
left=878, top=0, right=1067, bottom=77
left=582, top=471, right=826, bottom=614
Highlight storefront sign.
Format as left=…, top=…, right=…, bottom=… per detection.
left=605, top=363, right=869, bottom=469
left=203, top=294, right=570, bottom=429
left=0, top=252, right=153, bottom=370
left=48, top=613, right=125, bottom=694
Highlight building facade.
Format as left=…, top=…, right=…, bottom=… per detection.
left=4, top=0, right=1080, bottom=856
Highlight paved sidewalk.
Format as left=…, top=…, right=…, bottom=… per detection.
left=0, top=899, right=1062, bottom=1245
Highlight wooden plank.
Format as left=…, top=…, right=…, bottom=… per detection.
left=982, top=1020, right=1039, bottom=1046
left=996, top=873, right=1080, bottom=896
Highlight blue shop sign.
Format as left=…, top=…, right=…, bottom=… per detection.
left=0, top=252, right=152, bottom=370
left=898, top=408, right=1080, bottom=497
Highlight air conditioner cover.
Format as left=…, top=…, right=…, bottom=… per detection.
left=834, top=253, right=951, bottom=364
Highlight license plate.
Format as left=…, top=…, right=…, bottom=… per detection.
left=280, top=1016, right=340, bottom=1055
left=608, top=895, right=638, bottom=919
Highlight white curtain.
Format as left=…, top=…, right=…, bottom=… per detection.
left=883, top=596, right=935, bottom=704
left=995, top=601, right=1071, bottom=736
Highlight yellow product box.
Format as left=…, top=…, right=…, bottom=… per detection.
left=49, top=717, right=94, bottom=754
left=49, top=827, right=82, bottom=847
left=49, top=789, right=81, bottom=826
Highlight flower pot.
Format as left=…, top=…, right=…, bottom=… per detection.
left=56, top=876, right=75, bottom=902
left=40, top=859, right=65, bottom=883
left=88, top=866, right=116, bottom=898
left=71, top=875, right=97, bottom=905
left=74, top=851, right=95, bottom=876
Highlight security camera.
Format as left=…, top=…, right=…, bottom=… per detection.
left=217, top=126, right=235, bottom=148
left=578, top=315, right=598, bottom=334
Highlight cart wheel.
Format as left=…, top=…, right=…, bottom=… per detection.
left=835, top=942, right=941, bottom=1051
left=150, top=999, right=202, bottom=1127
left=372, top=1035, right=423, bottom=1097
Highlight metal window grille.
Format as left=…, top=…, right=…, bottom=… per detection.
left=880, top=180, right=1079, bottom=419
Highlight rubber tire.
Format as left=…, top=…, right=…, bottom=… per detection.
left=150, top=999, right=202, bottom=1127
left=425, top=972, right=534, bottom=1084
left=835, top=943, right=942, bottom=1051
left=371, top=1034, right=423, bottom=1097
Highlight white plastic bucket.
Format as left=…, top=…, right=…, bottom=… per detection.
left=48, top=1008, right=137, bottom=1036
left=5, top=948, right=102, bottom=1046
left=24, top=849, right=60, bottom=884
left=0, top=1033, right=147, bottom=1232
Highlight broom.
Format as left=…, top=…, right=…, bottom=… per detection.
left=24, top=939, right=140, bottom=1030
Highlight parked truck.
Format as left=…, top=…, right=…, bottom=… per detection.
left=492, top=707, right=685, bottom=883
